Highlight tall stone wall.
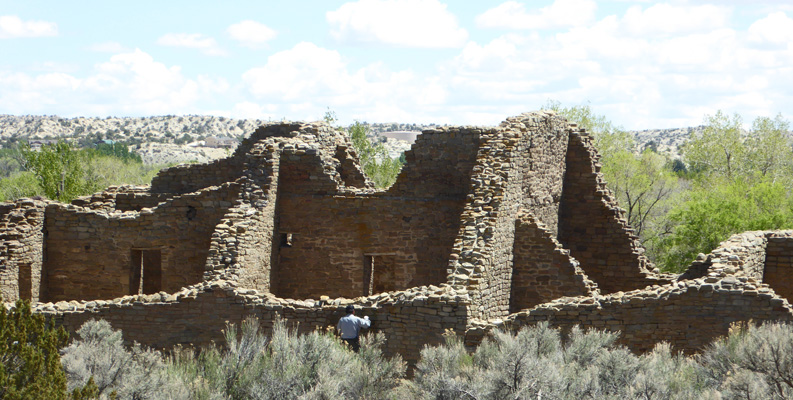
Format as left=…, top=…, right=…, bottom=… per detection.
left=763, top=232, right=793, bottom=301
left=270, top=127, right=481, bottom=299
left=510, top=211, right=597, bottom=312
left=44, top=184, right=239, bottom=301
left=557, top=132, right=662, bottom=293
left=0, top=199, right=47, bottom=302
left=447, top=112, right=573, bottom=321
left=204, top=145, right=282, bottom=292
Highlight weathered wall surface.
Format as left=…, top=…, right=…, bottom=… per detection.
left=271, top=128, right=479, bottom=299
left=387, top=128, right=481, bottom=198
left=557, top=132, right=663, bottom=293
left=275, top=194, right=464, bottom=298
left=71, top=186, right=169, bottom=212
left=0, top=199, right=47, bottom=302
left=44, top=184, right=239, bottom=301
left=467, top=277, right=793, bottom=354
left=38, top=282, right=470, bottom=366
left=763, top=232, right=793, bottom=301
left=680, top=231, right=769, bottom=281
left=447, top=112, right=573, bottom=321
left=510, top=211, right=597, bottom=312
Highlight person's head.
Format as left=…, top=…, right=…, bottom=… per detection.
left=345, top=305, right=355, bottom=315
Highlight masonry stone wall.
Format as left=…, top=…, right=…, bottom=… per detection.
left=467, top=277, right=793, bottom=354
left=44, top=184, right=239, bottom=301
left=387, top=128, right=481, bottom=198
left=275, top=194, right=464, bottom=298
left=557, top=132, right=663, bottom=293
left=71, top=186, right=169, bottom=212
left=763, top=232, right=793, bottom=301
left=37, top=281, right=470, bottom=366
left=0, top=199, right=47, bottom=302
left=510, top=211, right=598, bottom=312
left=447, top=112, right=576, bottom=321
left=270, top=127, right=481, bottom=299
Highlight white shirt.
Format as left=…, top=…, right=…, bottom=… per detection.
left=337, top=314, right=371, bottom=339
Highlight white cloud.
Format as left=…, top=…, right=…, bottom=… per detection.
left=748, top=12, right=793, bottom=47
left=156, top=33, right=226, bottom=56
left=327, top=0, right=467, bottom=48
left=241, top=42, right=448, bottom=123
left=227, top=20, right=276, bottom=48
left=442, top=2, right=793, bottom=129
left=622, top=3, right=731, bottom=36
left=476, top=0, right=597, bottom=30
left=87, top=41, right=127, bottom=53
left=0, top=49, right=220, bottom=116
left=0, top=15, right=57, bottom=38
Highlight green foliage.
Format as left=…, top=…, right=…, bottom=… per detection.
left=347, top=121, right=404, bottom=188
left=683, top=111, right=745, bottom=179
left=91, top=143, right=142, bottom=164
left=700, top=322, right=793, bottom=399
left=21, top=141, right=92, bottom=202
left=61, top=319, right=184, bottom=399
left=0, top=298, right=97, bottom=400
left=0, top=171, right=43, bottom=201
left=658, top=177, right=793, bottom=272
left=168, top=316, right=405, bottom=399
left=3, top=141, right=163, bottom=203
left=406, top=322, right=719, bottom=399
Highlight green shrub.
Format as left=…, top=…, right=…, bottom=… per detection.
left=0, top=298, right=97, bottom=400
left=700, top=322, right=793, bottom=399
left=168, top=317, right=405, bottom=399
left=61, top=319, right=184, bottom=399
left=405, top=323, right=720, bottom=399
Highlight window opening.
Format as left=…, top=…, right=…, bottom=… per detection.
left=280, top=233, right=294, bottom=248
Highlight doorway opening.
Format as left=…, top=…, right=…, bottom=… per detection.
left=130, top=249, right=163, bottom=295
left=363, top=253, right=397, bottom=296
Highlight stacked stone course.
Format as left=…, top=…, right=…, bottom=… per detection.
left=2, top=111, right=793, bottom=366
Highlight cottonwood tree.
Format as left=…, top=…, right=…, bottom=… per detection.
left=682, top=110, right=745, bottom=179
left=21, top=141, right=91, bottom=202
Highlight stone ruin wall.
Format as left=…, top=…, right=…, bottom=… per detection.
left=446, top=112, right=661, bottom=322
left=465, top=277, right=793, bottom=354
left=3, top=112, right=793, bottom=368
left=0, top=199, right=47, bottom=302
left=509, top=210, right=598, bottom=312
left=557, top=132, right=666, bottom=293
left=44, top=183, right=240, bottom=302
left=36, top=281, right=471, bottom=366
left=273, top=127, right=481, bottom=299
left=445, top=114, right=572, bottom=322
left=763, top=232, right=793, bottom=300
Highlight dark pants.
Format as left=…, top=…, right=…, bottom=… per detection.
left=343, top=337, right=360, bottom=352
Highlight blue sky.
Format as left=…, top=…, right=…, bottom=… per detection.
left=1, top=0, right=792, bottom=129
